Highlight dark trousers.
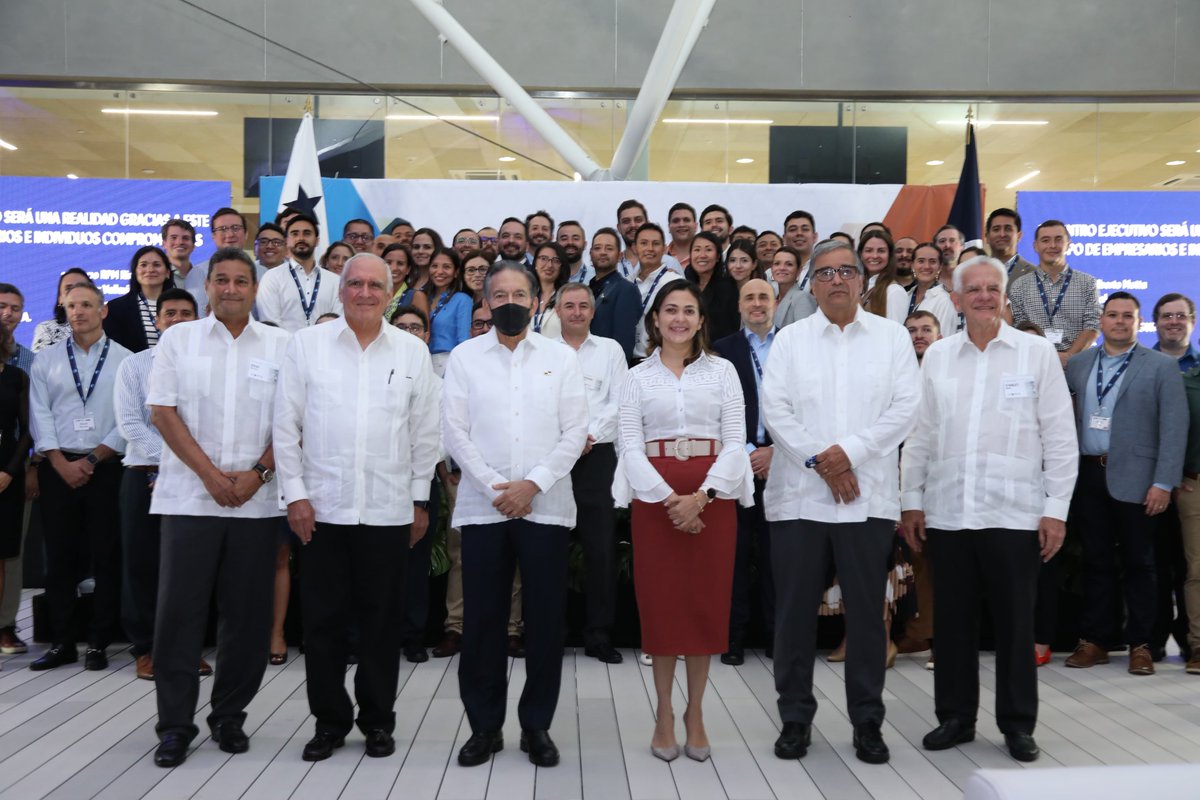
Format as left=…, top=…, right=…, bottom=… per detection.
left=1153, top=504, right=1190, bottom=655
left=1074, top=460, right=1158, bottom=647
left=928, top=528, right=1040, bottom=735
left=154, top=515, right=276, bottom=741
left=570, top=443, right=617, bottom=647
left=1033, top=551, right=1062, bottom=645
left=771, top=517, right=894, bottom=726
left=730, top=476, right=773, bottom=645
left=38, top=459, right=123, bottom=647
left=459, top=519, right=568, bottom=733
left=119, top=470, right=160, bottom=656
left=401, top=480, right=440, bottom=646
left=302, top=522, right=409, bottom=736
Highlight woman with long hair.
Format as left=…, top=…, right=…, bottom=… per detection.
left=382, top=243, right=429, bottom=321
left=909, top=241, right=958, bottom=336
left=423, top=248, right=472, bottom=375
left=409, top=228, right=444, bottom=294
left=531, top=242, right=569, bottom=340
left=614, top=279, right=752, bottom=763
left=104, top=246, right=176, bottom=352
left=319, top=241, right=355, bottom=276
left=31, top=268, right=93, bottom=352
left=725, top=239, right=764, bottom=289
left=461, top=249, right=491, bottom=300
left=858, top=230, right=909, bottom=325
left=685, top=231, right=740, bottom=343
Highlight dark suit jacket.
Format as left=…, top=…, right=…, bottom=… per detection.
left=589, top=270, right=641, bottom=363
left=713, top=329, right=771, bottom=447
left=1065, top=343, right=1188, bottom=503
left=103, top=291, right=152, bottom=353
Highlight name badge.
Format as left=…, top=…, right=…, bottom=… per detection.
left=1045, top=328, right=1064, bottom=345
left=1003, top=375, right=1038, bottom=399
left=73, top=416, right=96, bottom=432
left=1088, top=414, right=1111, bottom=431
left=583, top=375, right=602, bottom=391
left=248, top=358, right=280, bottom=383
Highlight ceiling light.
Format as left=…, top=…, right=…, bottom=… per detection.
left=661, top=118, right=774, bottom=125
left=936, top=120, right=1048, bottom=127
left=735, top=158, right=755, bottom=164
left=141, top=168, right=156, bottom=174
left=0, top=137, right=17, bottom=151
left=101, top=108, right=218, bottom=117
left=387, top=114, right=500, bottom=122
left=1005, top=169, right=1041, bottom=189
left=66, top=173, right=79, bottom=180
left=925, top=159, right=945, bottom=166
left=1166, top=160, right=1186, bottom=166
left=498, top=156, right=516, bottom=162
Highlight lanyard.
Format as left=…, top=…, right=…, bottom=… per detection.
left=572, top=265, right=589, bottom=284
left=1035, top=269, right=1072, bottom=323
left=289, top=264, right=321, bottom=321
left=907, top=285, right=921, bottom=316
left=533, top=296, right=550, bottom=332
left=640, top=267, right=669, bottom=314
left=798, top=266, right=811, bottom=291
left=1096, top=351, right=1134, bottom=407
left=66, top=337, right=111, bottom=406
left=748, top=341, right=765, bottom=381
left=429, top=290, right=452, bottom=325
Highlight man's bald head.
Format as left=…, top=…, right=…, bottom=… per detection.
left=739, top=278, right=776, bottom=334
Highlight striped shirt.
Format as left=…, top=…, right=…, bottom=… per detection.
left=138, top=296, right=160, bottom=348
left=113, top=348, right=161, bottom=467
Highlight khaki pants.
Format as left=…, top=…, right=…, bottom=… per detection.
left=442, top=478, right=522, bottom=636
left=1177, top=475, right=1200, bottom=651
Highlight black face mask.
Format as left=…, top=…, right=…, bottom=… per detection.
left=491, top=302, right=530, bottom=336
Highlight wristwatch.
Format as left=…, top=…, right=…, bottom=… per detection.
left=252, top=462, right=275, bottom=484
left=413, top=500, right=430, bottom=510
left=85, top=452, right=100, bottom=466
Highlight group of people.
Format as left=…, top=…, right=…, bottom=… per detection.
left=0, top=196, right=1198, bottom=773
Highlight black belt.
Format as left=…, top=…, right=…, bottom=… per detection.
left=1083, top=454, right=1108, bottom=468
left=127, top=465, right=159, bottom=473
left=1186, top=471, right=1198, bottom=482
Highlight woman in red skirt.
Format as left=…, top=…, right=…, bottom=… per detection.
left=613, top=279, right=754, bottom=763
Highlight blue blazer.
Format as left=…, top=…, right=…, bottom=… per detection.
left=712, top=330, right=771, bottom=448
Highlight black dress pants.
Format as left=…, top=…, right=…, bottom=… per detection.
left=154, top=515, right=276, bottom=741
left=302, top=522, right=409, bottom=736
left=928, top=528, right=1040, bottom=735
left=1152, top=504, right=1190, bottom=655
left=119, top=469, right=160, bottom=656
left=459, top=519, right=568, bottom=734
left=401, top=480, right=440, bottom=647
left=570, top=443, right=617, bottom=647
left=729, top=477, right=773, bottom=646
left=38, top=459, right=123, bottom=647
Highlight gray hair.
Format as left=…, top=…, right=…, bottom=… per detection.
left=809, top=238, right=865, bottom=275
left=340, top=252, right=393, bottom=295
left=952, top=255, right=1008, bottom=294
left=482, top=260, right=537, bottom=299
left=554, top=281, right=594, bottom=307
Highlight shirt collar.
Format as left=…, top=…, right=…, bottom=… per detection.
left=1034, top=265, right=1070, bottom=283
left=743, top=326, right=776, bottom=347
left=482, top=326, right=540, bottom=353
left=813, top=306, right=865, bottom=333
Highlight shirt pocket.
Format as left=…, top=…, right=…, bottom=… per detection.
left=983, top=452, right=1043, bottom=518
left=178, top=356, right=213, bottom=399
left=248, top=375, right=278, bottom=402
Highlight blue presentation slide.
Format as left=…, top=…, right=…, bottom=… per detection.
left=0, top=176, right=231, bottom=349
left=1017, top=191, right=1200, bottom=345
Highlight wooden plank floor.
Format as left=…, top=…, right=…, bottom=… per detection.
left=2, top=591, right=1198, bottom=800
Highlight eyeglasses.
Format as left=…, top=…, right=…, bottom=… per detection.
left=812, top=266, right=860, bottom=282
left=255, top=237, right=285, bottom=247
left=454, top=237, right=480, bottom=245
left=536, top=255, right=562, bottom=266
left=394, top=322, right=426, bottom=334
left=1159, top=312, right=1193, bottom=322
left=464, top=266, right=489, bottom=276
left=344, top=232, right=373, bottom=242
left=479, top=236, right=498, bottom=244
left=213, top=225, right=245, bottom=235
left=471, top=319, right=494, bottom=331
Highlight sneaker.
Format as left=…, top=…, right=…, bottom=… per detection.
left=0, top=627, right=28, bottom=655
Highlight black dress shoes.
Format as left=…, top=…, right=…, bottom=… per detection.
left=214, top=721, right=249, bottom=754
left=720, top=644, right=745, bottom=666
left=1004, top=732, right=1040, bottom=762
left=154, top=733, right=191, bottom=767
left=774, top=722, right=812, bottom=759
left=584, top=643, right=623, bottom=664
left=30, top=645, right=77, bottom=671
left=365, top=729, right=396, bottom=757
left=520, top=729, right=559, bottom=767
left=404, top=645, right=429, bottom=663
left=922, top=719, right=976, bottom=751
left=302, top=731, right=346, bottom=762
left=83, top=648, right=108, bottom=671
left=458, top=730, right=503, bottom=766
left=852, top=721, right=890, bottom=764
left=507, top=635, right=526, bottom=658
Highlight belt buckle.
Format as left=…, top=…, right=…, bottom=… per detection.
left=673, top=437, right=691, bottom=461
left=1098, top=454, right=1107, bottom=468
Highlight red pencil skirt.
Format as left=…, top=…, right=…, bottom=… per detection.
left=632, top=451, right=736, bottom=656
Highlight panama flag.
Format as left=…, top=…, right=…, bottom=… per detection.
left=276, top=112, right=328, bottom=239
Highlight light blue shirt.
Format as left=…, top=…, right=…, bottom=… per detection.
left=29, top=334, right=131, bottom=455
left=743, top=326, right=775, bottom=453
left=1079, top=348, right=1131, bottom=457
left=428, top=291, right=473, bottom=355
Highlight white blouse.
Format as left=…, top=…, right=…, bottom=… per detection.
left=613, top=350, right=753, bottom=506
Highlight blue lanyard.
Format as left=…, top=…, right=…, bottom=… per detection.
left=533, top=295, right=550, bottom=332
left=429, top=291, right=452, bottom=325
left=748, top=342, right=764, bottom=381
left=289, top=264, right=321, bottom=321
left=907, top=285, right=921, bottom=316
left=1096, top=351, right=1133, bottom=407
left=572, top=265, right=589, bottom=284
left=798, top=266, right=811, bottom=291
left=640, top=268, right=669, bottom=314
left=66, top=337, right=111, bottom=406
left=1035, top=269, right=1072, bottom=324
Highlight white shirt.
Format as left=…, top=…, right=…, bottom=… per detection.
left=631, top=264, right=679, bottom=358
left=30, top=334, right=131, bottom=455
left=556, top=333, right=628, bottom=445
left=114, top=348, right=161, bottom=467
left=147, top=316, right=290, bottom=518
left=255, top=261, right=343, bottom=333
left=614, top=350, right=753, bottom=506
left=442, top=329, right=589, bottom=528
left=900, top=323, right=1079, bottom=530
left=274, top=317, right=440, bottom=526
left=618, top=253, right=682, bottom=280
left=918, top=284, right=960, bottom=337
left=762, top=307, right=921, bottom=523
left=866, top=275, right=911, bottom=326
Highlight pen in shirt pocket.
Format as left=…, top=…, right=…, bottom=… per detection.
left=388, top=369, right=394, bottom=385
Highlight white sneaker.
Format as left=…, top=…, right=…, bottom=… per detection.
left=640, top=651, right=652, bottom=666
